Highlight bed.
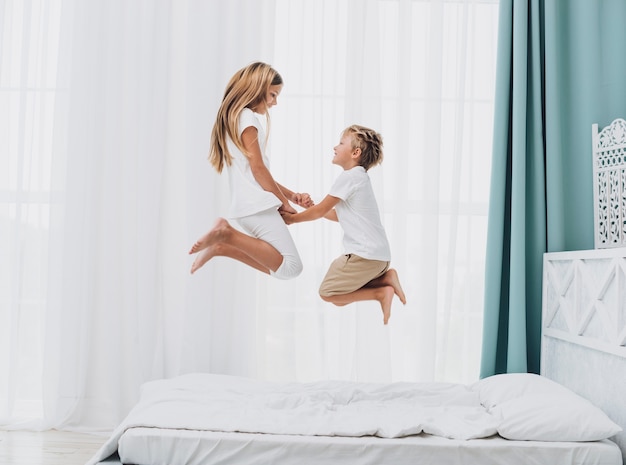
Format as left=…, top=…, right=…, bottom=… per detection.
left=86, top=247, right=626, bottom=465
left=86, top=371, right=622, bottom=465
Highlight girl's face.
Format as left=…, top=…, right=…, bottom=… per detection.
left=333, top=133, right=360, bottom=169
left=252, top=84, right=283, bottom=114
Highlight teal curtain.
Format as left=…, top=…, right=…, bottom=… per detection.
left=480, top=0, right=626, bottom=378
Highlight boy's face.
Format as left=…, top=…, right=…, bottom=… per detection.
left=332, top=133, right=360, bottom=169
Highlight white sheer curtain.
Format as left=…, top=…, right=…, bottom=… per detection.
left=0, top=0, right=498, bottom=431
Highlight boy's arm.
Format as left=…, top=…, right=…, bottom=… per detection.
left=276, top=182, right=314, bottom=208
left=282, top=195, right=340, bottom=224
left=323, top=209, right=338, bottom=222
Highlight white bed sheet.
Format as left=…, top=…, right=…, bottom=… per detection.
left=116, top=427, right=622, bottom=465
left=87, top=372, right=502, bottom=464
left=87, top=372, right=623, bottom=465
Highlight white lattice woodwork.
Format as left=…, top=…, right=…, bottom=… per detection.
left=592, top=118, right=626, bottom=249
left=542, top=248, right=626, bottom=358
left=541, top=247, right=626, bottom=458
left=542, top=248, right=626, bottom=460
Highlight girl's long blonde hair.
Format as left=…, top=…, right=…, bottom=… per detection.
left=209, top=62, right=283, bottom=173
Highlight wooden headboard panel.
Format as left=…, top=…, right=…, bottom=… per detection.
left=541, top=248, right=626, bottom=462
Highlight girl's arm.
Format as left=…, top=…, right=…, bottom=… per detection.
left=242, top=127, right=296, bottom=214
left=276, top=182, right=314, bottom=208
left=282, top=194, right=340, bottom=224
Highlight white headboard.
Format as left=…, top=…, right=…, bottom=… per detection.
left=542, top=248, right=626, bottom=461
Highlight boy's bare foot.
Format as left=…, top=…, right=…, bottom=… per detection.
left=380, top=286, right=395, bottom=325
left=189, top=218, right=229, bottom=254
left=384, top=269, right=406, bottom=304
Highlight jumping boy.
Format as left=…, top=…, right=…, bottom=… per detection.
left=281, top=125, right=405, bottom=324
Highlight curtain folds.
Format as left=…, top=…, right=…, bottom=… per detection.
left=480, top=0, right=546, bottom=377
left=1, top=0, right=499, bottom=431
left=480, top=0, right=626, bottom=378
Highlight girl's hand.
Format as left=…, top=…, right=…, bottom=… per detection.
left=279, top=203, right=297, bottom=215
left=293, top=192, right=314, bottom=208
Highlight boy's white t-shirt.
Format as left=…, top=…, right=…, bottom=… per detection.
left=225, top=108, right=281, bottom=218
left=329, top=166, right=391, bottom=261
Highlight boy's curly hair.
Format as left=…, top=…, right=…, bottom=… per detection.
left=344, top=125, right=383, bottom=171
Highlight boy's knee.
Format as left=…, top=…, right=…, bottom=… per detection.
left=318, top=283, right=332, bottom=298
left=319, top=292, right=331, bottom=302
left=319, top=284, right=338, bottom=301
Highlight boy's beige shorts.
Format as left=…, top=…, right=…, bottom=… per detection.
left=319, top=253, right=389, bottom=297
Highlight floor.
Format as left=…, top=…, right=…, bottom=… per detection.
left=0, top=430, right=108, bottom=465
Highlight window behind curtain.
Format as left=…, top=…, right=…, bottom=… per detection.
left=0, top=0, right=499, bottom=425
left=1, top=0, right=64, bottom=421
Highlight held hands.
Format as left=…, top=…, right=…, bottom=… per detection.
left=292, top=192, right=314, bottom=209
left=279, top=203, right=297, bottom=215
left=280, top=192, right=313, bottom=225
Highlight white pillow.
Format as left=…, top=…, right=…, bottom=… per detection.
left=471, top=372, right=574, bottom=408
left=471, top=373, right=621, bottom=442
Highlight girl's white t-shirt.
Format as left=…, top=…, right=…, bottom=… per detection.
left=225, top=108, right=281, bottom=218
left=329, top=166, right=391, bottom=261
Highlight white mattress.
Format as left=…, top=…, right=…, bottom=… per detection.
left=87, top=373, right=623, bottom=465
left=117, top=427, right=622, bottom=465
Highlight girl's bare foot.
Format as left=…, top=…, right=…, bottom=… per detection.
left=191, top=246, right=215, bottom=274
left=189, top=218, right=229, bottom=254
left=379, top=286, right=395, bottom=325
left=385, top=269, right=406, bottom=304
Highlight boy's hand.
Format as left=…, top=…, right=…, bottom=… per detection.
left=280, top=210, right=296, bottom=225
left=293, top=192, right=314, bottom=208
